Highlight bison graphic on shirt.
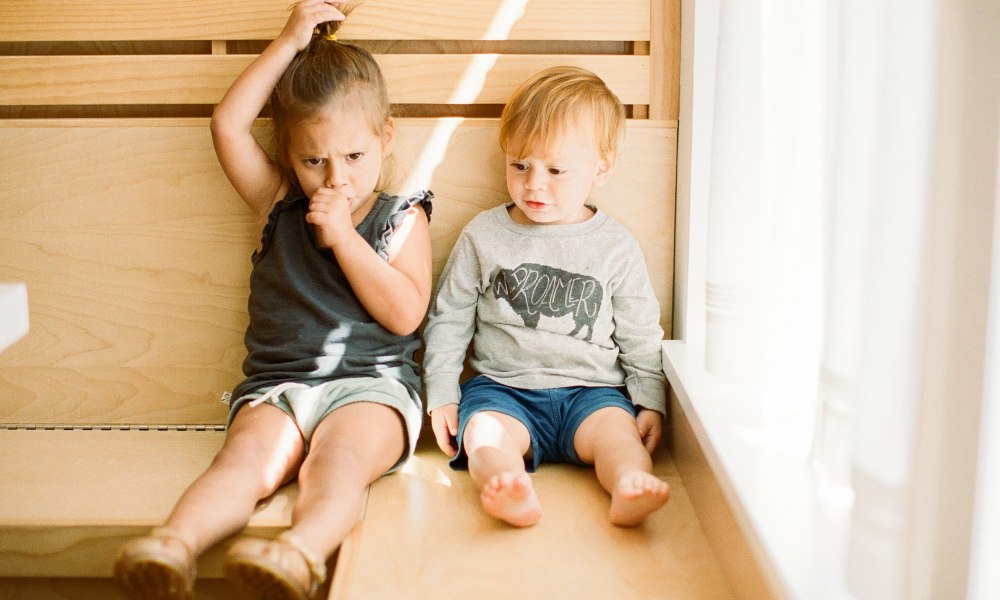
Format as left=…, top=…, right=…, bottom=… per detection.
left=491, top=263, right=604, bottom=341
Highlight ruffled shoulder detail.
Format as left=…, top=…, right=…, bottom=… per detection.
left=370, top=190, right=434, bottom=260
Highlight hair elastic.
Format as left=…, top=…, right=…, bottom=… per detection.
left=313, top=27, right=337, bottom=41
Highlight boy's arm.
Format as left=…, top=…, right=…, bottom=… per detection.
left=423, top=233, right=480, bottom=413
left=611, top=247, right=668, bottom=416
left=210, top=1, right=346, bottom=217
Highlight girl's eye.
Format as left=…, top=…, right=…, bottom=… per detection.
left=509, top=162, right=528, bottom=172
left=346, top=152, right=364, bottom=162
left=305, top=158, right=325, bottom=167
left=548, top=168, right=565, bottom=175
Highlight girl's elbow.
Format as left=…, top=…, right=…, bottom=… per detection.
left=385, top=308, right=427, bottom=337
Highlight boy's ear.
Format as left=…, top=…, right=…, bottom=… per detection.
left=593, top=153, right=617, bottom=187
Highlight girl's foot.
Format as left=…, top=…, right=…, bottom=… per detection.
left=223, top=531, right=327, bottom=600
left=113, top=527, right=196, bottom=600
left=608, top=469, right=670, bottom=527
left=480, top=471, right=542, bottom=527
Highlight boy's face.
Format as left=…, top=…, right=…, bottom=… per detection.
left=505, top=118, right=615, bottom=226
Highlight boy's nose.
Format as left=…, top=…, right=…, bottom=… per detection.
left=525, top=171, right=546, bottom=190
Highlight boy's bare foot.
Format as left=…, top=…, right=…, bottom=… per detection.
left=480, top=471, right=542, bottom=527
left=608, top=469, right=670, bottom=527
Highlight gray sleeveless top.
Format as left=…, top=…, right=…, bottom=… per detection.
left=231, top=188, right=433, bottom=404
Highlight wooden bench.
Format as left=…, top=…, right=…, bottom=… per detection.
left=0, top=2, right=740, bottom=598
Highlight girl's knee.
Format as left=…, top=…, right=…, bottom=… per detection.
left=305, top=432, right=403, bottom=483
left=212, top=424, right=305, bottom=492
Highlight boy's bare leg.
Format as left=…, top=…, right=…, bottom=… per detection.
left=163, top=404, right=306, bottom=555
left=286, top=402, right=407, bottom=560
left=463, top=411, right=541, bottom=527
left=574, top=407, right=670, bottom=527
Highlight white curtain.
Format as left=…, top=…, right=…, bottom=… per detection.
left=704, top=0, right=823, bottom=421
left=698, top=0, right=1000, bottom=597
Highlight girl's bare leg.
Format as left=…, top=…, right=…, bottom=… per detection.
left=165, top=404, right=306, bottom=555
left=574, top=407, right=670, bottom=527
left=463, top=411, right=541, bottom=527
left=286, top=402, right=407, bottom=559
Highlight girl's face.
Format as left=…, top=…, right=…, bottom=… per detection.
left=505, top=118, right=614, bottom=226
left=287, top=97, right=392, bottom=215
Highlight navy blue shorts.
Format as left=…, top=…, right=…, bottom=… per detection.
left=450, top=375, right=638, bottom=472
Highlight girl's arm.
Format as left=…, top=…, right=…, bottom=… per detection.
left=210, top=1, right=345, bottom=218
left=332, top=204, right=433, bottom=335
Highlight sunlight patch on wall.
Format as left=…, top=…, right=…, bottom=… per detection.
left=401, top=1, right=527, bottom=193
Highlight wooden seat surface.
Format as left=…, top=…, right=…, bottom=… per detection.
left=331, top=439, right=734, bottom=600
left=0, top=429, right=298, bottom=579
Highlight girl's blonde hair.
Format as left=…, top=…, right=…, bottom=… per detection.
left=270, top=2, right=397, bottom=190
left=499, top=66, right=625, bottom=160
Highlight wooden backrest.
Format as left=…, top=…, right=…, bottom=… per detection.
left=0, top=0, right=679, bottom=426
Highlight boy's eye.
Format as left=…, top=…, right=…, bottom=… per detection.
left=304, top=158, right=325, bottom=167
left=346, top=152, right=364, bottom=162
left=509, top=162, right=528, bottom=172
left=548, top=167, right=565, bottom=175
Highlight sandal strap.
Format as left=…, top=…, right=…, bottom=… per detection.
left=149, top=526, right=196, bottom=565
left=278, top=531, right=327, bottom=592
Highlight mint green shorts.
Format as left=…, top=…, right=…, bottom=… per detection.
left=231, top=377, right=422, bottom=471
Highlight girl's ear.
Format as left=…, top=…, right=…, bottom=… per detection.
left=381, top=116, right=396, bottom=157
left=593, top=152, right=617, bottom=188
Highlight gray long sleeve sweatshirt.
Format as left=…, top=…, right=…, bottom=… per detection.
left=423, top=204, right=666, bottom=414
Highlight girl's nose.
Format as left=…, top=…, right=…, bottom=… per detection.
left=325, top=164, right=345, bottom=188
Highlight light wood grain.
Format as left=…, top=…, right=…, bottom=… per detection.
left=669, top=391, right=779, bottom=600
left=0, top=430, right=298, bottom=578
left=0, top=123, right=252, bottom=424
left=0, top=54, right=650, bottom=106
left=331, top=440, right=733, bottom=600
left=0, top=0, right=649, bottom=42
left=0, top=578, right=245, bottom=600
left=0, top=118, right=675, bottom=425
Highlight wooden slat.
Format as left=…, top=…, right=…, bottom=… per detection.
left=0, top=55, right=650, bottom=106
left=650, top=0, right=682, bottom=120
left=0, top=0, right=649, bottom=42
left=0, top=118, right=674, bottom=425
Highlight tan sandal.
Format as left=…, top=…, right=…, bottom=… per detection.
left=113, top=526, right=196, bottom=600
left=223, top=531, right=327, bottom=600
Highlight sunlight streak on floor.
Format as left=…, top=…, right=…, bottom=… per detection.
left=401, top=453, right=453, bottom=487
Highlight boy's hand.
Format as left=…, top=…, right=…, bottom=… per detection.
left=280, top=0, right=346, bottom=52
left=430, top=405, right=459, bottom=457
left=636, top=408, right=664, bottom=455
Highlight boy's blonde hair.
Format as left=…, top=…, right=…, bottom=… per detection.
left=499, top=66, right=625, bottom=160
left=270, top=1, right=397, bottom=191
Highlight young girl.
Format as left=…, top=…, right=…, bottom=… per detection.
left=113, top=2, right=432, bottom=599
